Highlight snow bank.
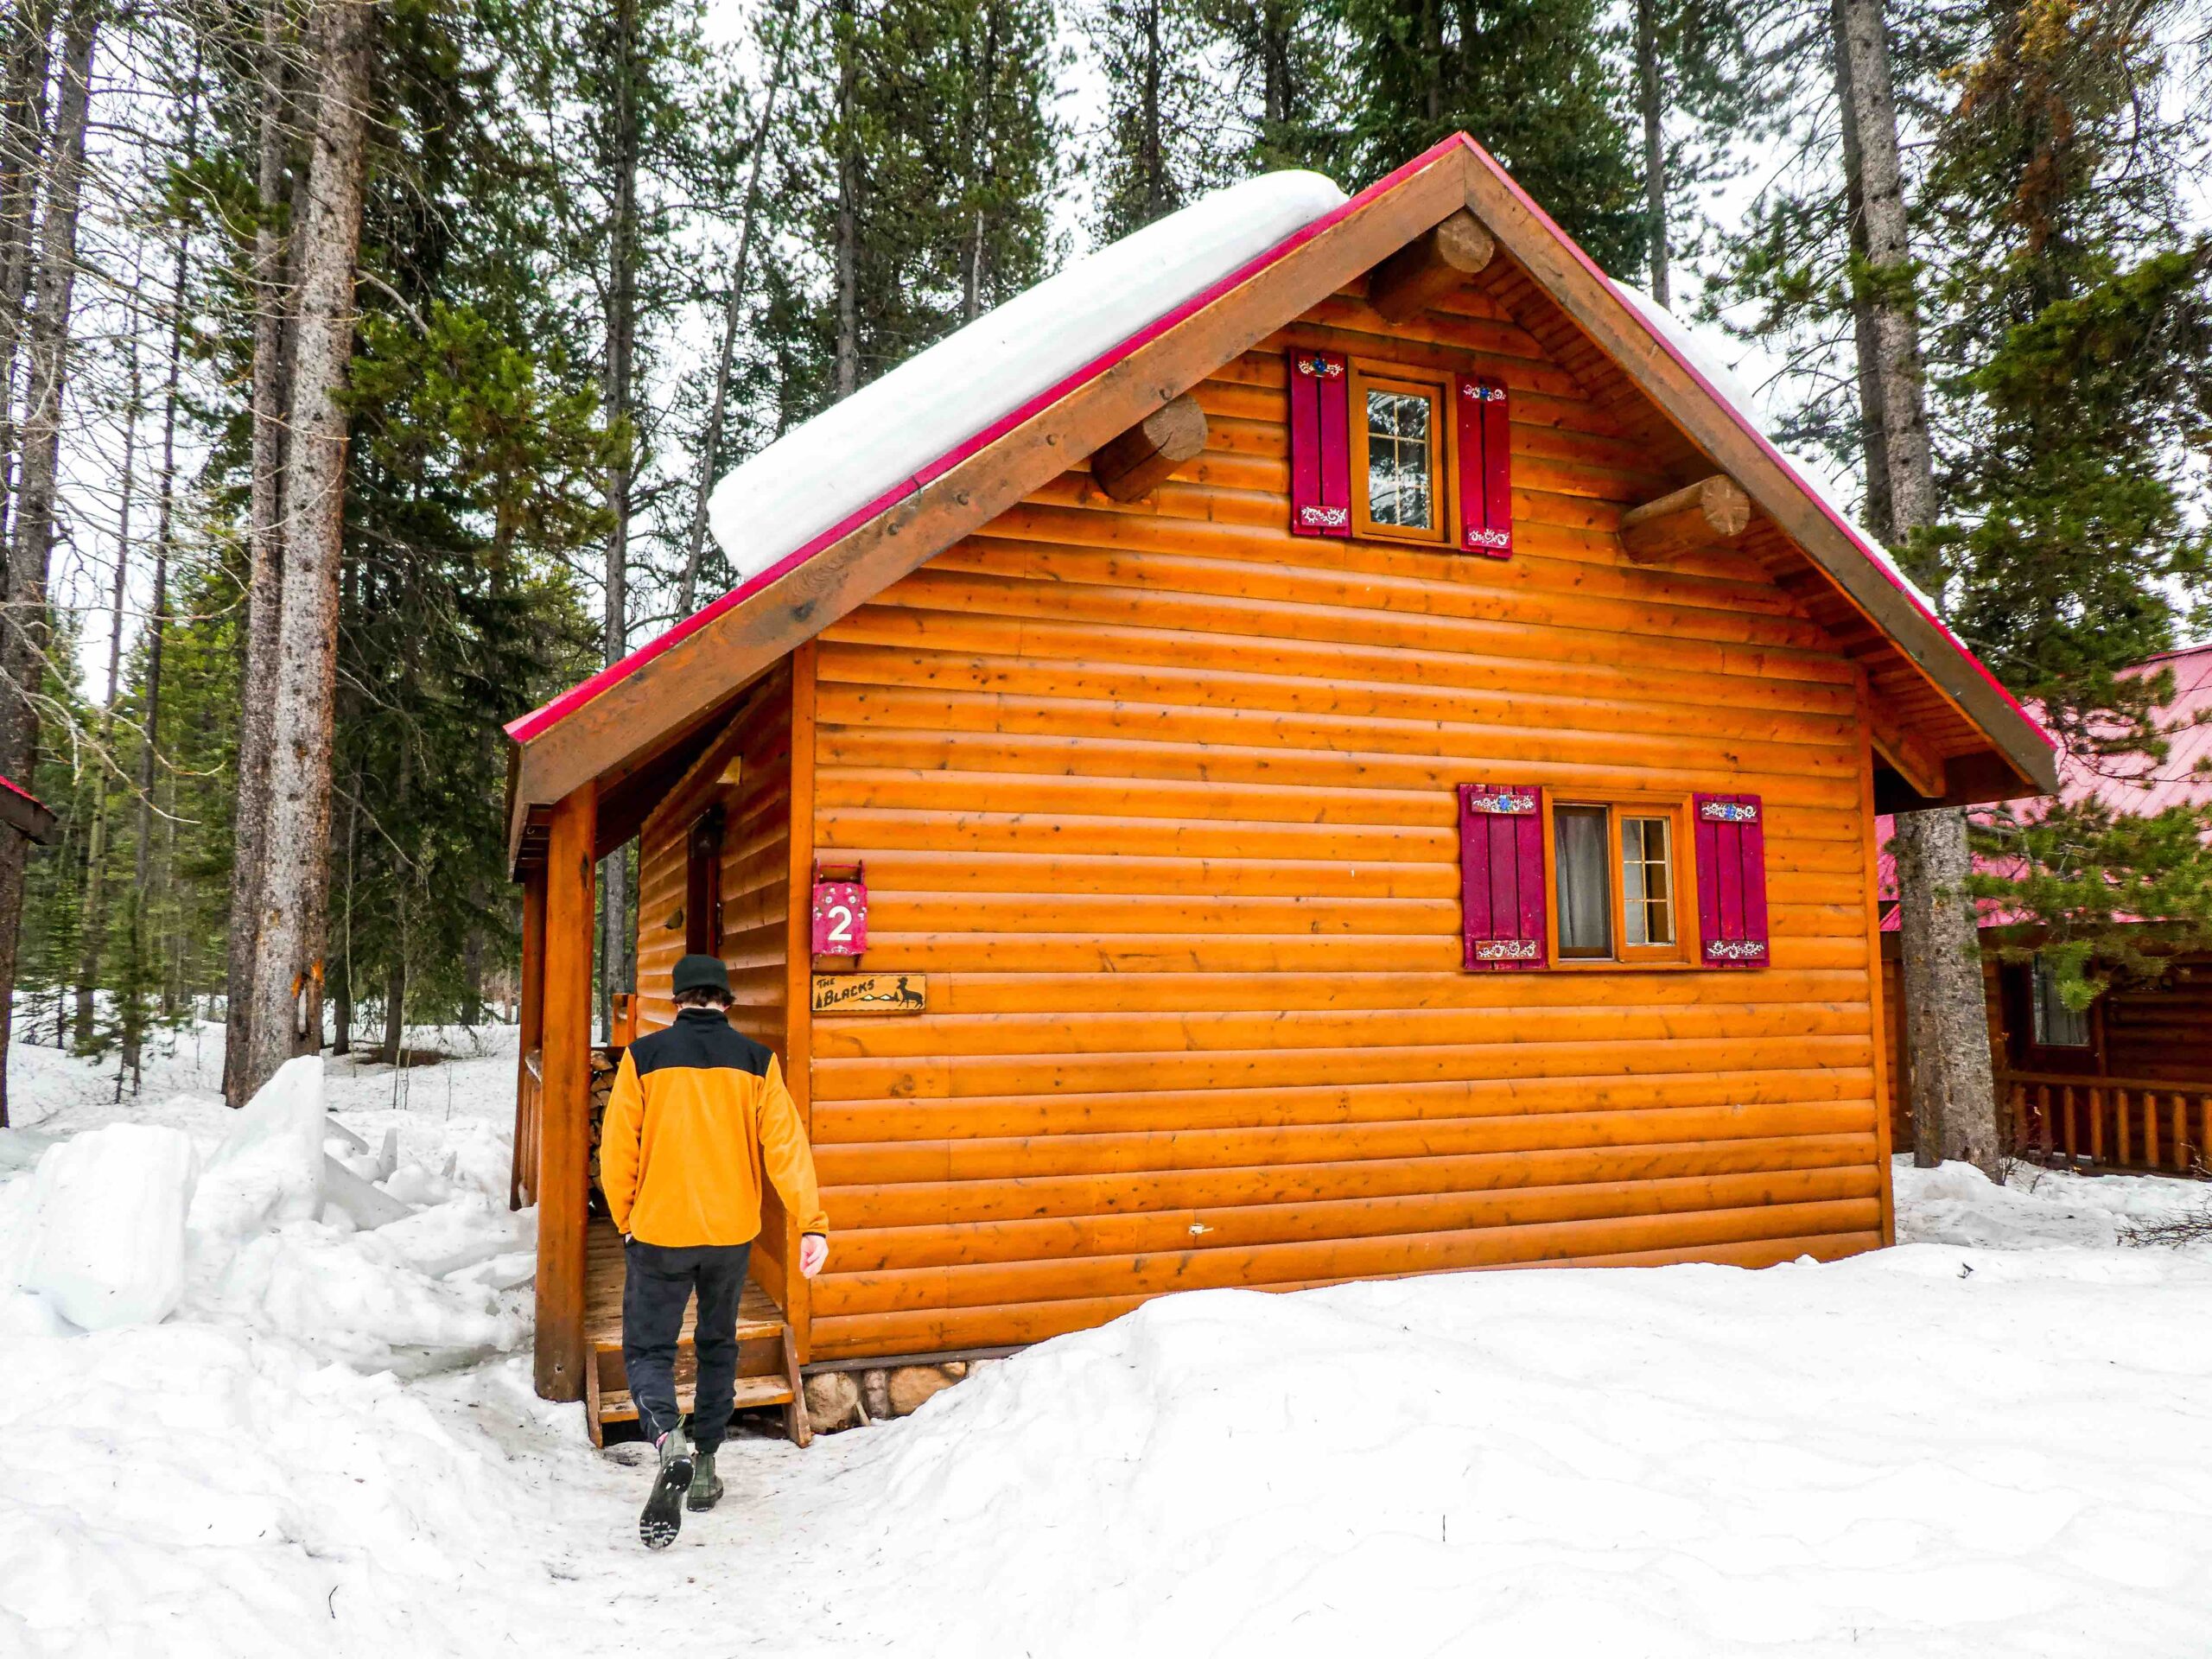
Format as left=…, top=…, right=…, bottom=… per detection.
left=1897, top=1155, right=2212, bottom=1250
left=19, top=1122, right=197, bottom=1329
left=188, top=1055, right=325, bottom=1238
left=708, top=170, right=1348, bottom=586
left=11, top=1016, right=2212, bottom=1659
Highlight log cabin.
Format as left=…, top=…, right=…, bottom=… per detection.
left=1878, top=642, right=2212, bottom=1173
left=503, top=134, right=2059, bottom=1440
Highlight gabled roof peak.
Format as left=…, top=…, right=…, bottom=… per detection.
left=505, top=133, right=2056, bottom=869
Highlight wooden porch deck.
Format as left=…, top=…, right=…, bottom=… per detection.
left=581, top=1217, right=810, bottom=1447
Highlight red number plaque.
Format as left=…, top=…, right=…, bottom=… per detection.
left=811, top=874, right=868, bottom=957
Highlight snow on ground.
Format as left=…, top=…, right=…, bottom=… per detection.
left=6, top=1030, right=2212, bottom=1658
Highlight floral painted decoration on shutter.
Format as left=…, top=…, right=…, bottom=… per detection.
left=1459, top=783, right=1546, bottom=970
left=1287, top=350, right=1351, bottom=537
left=1693, top=793, right=1770, bottom=968
left=1454, top=378, right=1510, bottom=556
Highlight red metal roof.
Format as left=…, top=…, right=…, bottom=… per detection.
left=1878, top=642, right=2212, bottom=927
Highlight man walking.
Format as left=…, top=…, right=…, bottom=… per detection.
left=600, top=954, right=830, bottom=1548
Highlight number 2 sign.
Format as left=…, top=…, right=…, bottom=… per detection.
left=811, top=866, right=868, bottom=957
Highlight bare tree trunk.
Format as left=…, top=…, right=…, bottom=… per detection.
left=331, top=770, right=356, bottom=1054
left=128, top=83, right=194, bottom=1091
left=1833, top=0, right=1936, bottom=543
left=243, top=0, right=375, bottom=1099
left=599, top=0, right=639, bottom=1039
left=1141, top=0, right=1162, bottom=219
left=225, top=0, right=295, bottom=1104
left=1260, top=1, right=1290, bottom=137
left=1637, top=0, right=1667, bottom=308
left=833, top=0, right=859, bottom=399
left=0, top=0, right=93, bottom=1128
left=73, top=327, right=137, bottom=1052
left=1829, top=0, right=1893, bottom=540
left=1832, top=0, right=2000, bottom=1179
left=0, top=3, right=54, bottom=545
left=1896, top=810, right=2001, bottom=1172
left=381, top=950, right=403, bottom=1061
left=960, top=3, right=1001, bottom=325
left=677, top=12, right=791, bottom=616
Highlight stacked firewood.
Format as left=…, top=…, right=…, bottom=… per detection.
left=586, top=1046, right=621, bottom=1216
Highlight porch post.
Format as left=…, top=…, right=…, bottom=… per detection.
left=510, top=863, right=546, bottom=1210
left=535, top=783, right=597, bottom=1402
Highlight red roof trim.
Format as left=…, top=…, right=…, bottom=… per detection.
left=0, top=772, right=46, bottom=810
left=1447, top=134, right=2052, bottom=753
left=506, top=137, right=1470, bottom=745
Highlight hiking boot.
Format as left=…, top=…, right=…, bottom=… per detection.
left=639, top=1426, right=696, bottom=1550
left=687, top=1447, right=724, bottom=1512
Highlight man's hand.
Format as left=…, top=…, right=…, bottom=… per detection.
left=799, top=1232, right=829, bottom=1279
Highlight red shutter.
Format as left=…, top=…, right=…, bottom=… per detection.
left=1459, top=784, right=1546, bottom=970
left=1455, top=378, right=1511, bottom=556
left=1289, top=350, right=1351, bottom=537
left=1694, top=793, right=1770, bottom=968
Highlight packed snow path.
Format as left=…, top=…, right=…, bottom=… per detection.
left=5, top=1029, right=2212, bottom=1657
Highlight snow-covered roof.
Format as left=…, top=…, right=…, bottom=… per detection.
left=504, top=134, right=2056, bottom=863
left=708, top=172, right=1348, bottom=590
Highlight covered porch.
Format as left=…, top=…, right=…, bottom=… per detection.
left=505, top=662, right=815, bottom=1443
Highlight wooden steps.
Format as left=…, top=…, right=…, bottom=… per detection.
left=582, top=1218, right=812, bottom=1449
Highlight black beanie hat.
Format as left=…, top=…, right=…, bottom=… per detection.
left=671, top=954, right=733, bottom=998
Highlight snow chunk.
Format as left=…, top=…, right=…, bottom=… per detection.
left=188, top=1056, right=327, bottom=1238
left=1611, top=283, right=1944, bottom=616
left=21, top=1122, right=198, bottom=1329
left=708, top=170, right=1348, bottom=587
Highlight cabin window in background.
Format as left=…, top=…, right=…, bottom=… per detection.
left=2031, top=957, right=2092, bottom=1047
left=1350, top=361, right=1452, bottom=544
left=1554, top=807, right=1611, bottom=958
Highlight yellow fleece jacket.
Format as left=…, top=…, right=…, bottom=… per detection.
left=598, top=1009, right=830, bottom=1247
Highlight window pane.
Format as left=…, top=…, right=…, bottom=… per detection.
left=1555, top=806, right=1611, bottom=957
left=2031, top=957, right=2091, bottom=1047
left=1622, top=816, right=1674, bottom=947
left=1366, top=389, right=1433, bottom=528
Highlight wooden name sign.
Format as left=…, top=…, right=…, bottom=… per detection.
left=810, top=973, right=927, bottom=1015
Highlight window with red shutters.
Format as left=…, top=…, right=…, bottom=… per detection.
left=1459, top=784, right=1547, bottom=970
left=1693, top=793, right=1770, bottom=968
left=1287, top=350, right=1351, bottom=537
left=1455, top=378, right=1510, bottom=556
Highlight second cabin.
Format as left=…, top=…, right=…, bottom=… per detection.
left=502, top=135, right=2056, bottom=1433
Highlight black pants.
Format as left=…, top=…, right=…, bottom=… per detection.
left=621, top=1238, right=753, bottom=1452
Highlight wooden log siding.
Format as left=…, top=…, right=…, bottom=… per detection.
left=791, top=272, right=1892, bottom=1363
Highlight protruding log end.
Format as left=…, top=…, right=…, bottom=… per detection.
left=1091, top=393, right=1210, bottom=502
left=1369, top=210, right=1497, bottom=324
left=1619, top=474, right=1752, bottom=563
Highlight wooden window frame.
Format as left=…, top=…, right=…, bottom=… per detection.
left=1539, top=791, right=1697, bottom=970
left=1349, top=358, right=1457, bottom=546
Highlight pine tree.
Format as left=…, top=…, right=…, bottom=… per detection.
left=1338, top=0, right=1645, bottom=273
left=1085, top=0, right=1226, bottom=238
left=1194, top=0, right=1344, bottom=175
left=1919, top=0, right=2212, bottom=1008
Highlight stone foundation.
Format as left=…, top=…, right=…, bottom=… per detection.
left=803, top=1361, right=971, bottom=1432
